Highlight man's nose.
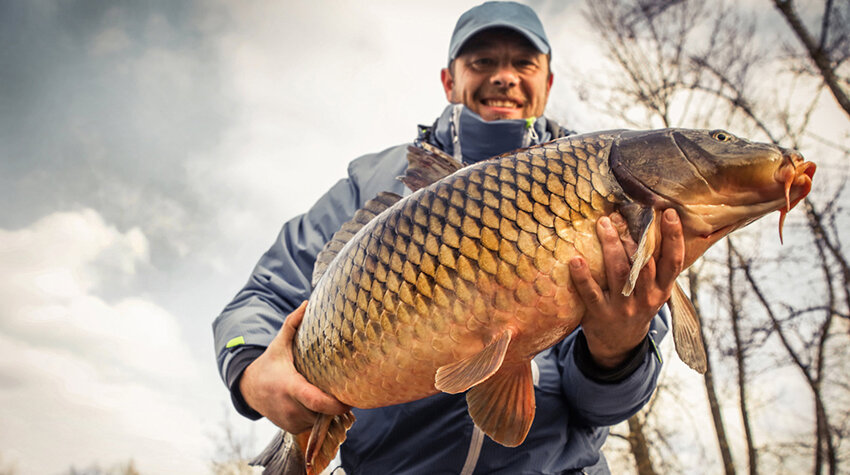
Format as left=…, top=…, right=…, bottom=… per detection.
left=491, top=65, right=519, bottom=88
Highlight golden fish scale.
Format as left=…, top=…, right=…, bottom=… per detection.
left=294, top=136, right=621, bottom=408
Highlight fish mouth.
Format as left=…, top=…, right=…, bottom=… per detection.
left=672, top=154, right=816, bottom=242
left=776, top=156, right=816, bottom=242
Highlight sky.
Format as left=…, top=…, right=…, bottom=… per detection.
left=0, top=1, right=591, bottom=473
left=1, top=1, right=846, bottom=474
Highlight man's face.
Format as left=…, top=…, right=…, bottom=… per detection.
left=441, top=29, right=553, bottom=121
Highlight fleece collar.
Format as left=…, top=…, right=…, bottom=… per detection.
left=427, top=104, right=553, bottom=165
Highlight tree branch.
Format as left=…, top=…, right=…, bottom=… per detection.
left=773, top=0, right=850, bottom=118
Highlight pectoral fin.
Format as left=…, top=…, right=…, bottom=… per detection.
left=465, top=361, right=536, bottom=447
left=620, top=205, right=658, bottom=296
left=435, top=330, right=512, bottom=394
left=668, top=282, right=707, bottom=373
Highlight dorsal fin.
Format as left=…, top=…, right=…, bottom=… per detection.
left=401, top=143, right=463, bottom=192
left=311, top=191, right=403, bottom=288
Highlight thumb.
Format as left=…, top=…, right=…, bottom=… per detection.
left=271, top=300, right=308, bottom=353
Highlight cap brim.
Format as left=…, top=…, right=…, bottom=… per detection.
left=449, top=22, right=550, bottom=61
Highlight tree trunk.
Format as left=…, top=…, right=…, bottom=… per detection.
left=727, top=244, right=758, bottom=475
left=689, top=269, right=737, bottom=475
left=627, top=413, right=658, bottom=475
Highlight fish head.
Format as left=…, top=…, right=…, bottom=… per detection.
left=610, top=128, right=815, bottom=265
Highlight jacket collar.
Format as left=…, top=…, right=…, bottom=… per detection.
left=425, top=104, right=553, bottom=165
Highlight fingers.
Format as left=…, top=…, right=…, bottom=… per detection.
left=281, top=301, right=349, bottom=416
left=596, top=216, right=631, bottom=294
left=570, top=257, right=605, bottom=308
left=277, top=301, right=308, bottom=346
left=242, top=300, right=350, bottom=434
left=655, top=209, right=684, bottom=290
left=609, top=213, right=637, bottom=256
left=270, top=400, right=318, bottom=434
left=293, top=377, right=350, bottom=415
left=570, top=213, right=637, bottom=308
left=271, top=301, right=308, bottom=360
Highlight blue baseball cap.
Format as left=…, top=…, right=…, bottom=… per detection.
left=448, top=1, right=550, bottom=63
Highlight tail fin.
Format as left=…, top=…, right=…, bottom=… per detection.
left=252, top=430, right=306, bottom=475
left=252, top=411, right=356, bottom=475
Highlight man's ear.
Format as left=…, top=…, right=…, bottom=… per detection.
left=440, top=67, right=454, bottom=102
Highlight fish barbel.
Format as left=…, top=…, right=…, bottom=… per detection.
left=260, top=128, right=815, bottom=474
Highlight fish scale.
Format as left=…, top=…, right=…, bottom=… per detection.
left=294, top=135, right=619, bottom=408
left=264, top=128, right=815, bottom=475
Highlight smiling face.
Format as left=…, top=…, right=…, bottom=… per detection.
left=441, top=28, right=553, bottom=121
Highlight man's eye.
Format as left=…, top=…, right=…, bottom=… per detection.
left=472, top=58, right=495, bottom=67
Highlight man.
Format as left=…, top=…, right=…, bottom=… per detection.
left=213, top=2, right=684, bottom=473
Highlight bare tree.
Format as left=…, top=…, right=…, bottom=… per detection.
left=689, top=268, right=736, bottom=475
left=726, top=241, right=758, bottom=475
left=573, top=0, right=850, bottom=473
left=772, top=0, right=850, bottom=118
left=627, top=413, right=659, bottom=475
left=210, top=406, right=257, bottom=475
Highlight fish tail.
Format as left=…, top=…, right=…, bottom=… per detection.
left=253, top=411, right=356, bottom=475
left=251, top=430, right=306, bottom=475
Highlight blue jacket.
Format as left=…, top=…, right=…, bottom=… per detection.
left=213, top=107, right=668, bottom=474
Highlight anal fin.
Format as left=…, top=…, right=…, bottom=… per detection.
left=466, top=361, right=536, bottom=447
left=435, top=330, right=512, bottom=394
left=668, top=282, right=707, bottom=373
left=305, top=411, right=356, bottom=475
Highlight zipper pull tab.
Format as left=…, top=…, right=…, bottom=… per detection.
left=523, top=117, right=539, bottom=148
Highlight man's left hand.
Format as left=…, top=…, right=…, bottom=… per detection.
left=569, top=209, right=685, bottom=369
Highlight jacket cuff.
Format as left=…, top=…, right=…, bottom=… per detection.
left=573, top=331, right=650, bottom=384
left=226, top=347, right=266, bottom=420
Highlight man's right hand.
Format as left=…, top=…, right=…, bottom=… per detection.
left=239, top=301, right=350, bottom=434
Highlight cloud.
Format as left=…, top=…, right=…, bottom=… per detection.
left=0, top=209, right=214, bottom=473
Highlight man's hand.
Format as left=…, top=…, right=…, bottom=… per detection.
left=570, top=209, right=685, bottom=369
left=239, top=301, right=350, bottom=434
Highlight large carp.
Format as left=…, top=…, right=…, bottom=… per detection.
left=256, top=129, right=815, bottom=474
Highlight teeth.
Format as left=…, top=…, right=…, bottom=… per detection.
left=485, top=100, right=518, bottom=108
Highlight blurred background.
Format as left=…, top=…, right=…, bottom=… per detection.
left=1, top=0, right=847, bottom=473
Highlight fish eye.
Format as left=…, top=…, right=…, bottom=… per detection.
left=711, top=130, right=732, bottom=142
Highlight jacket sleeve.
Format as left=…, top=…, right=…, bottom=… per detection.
left=558, top=306, right=669, bottom=427
left=211, top=144, right=410, bottom=418
left=211, top=175, right=362, bottom=412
